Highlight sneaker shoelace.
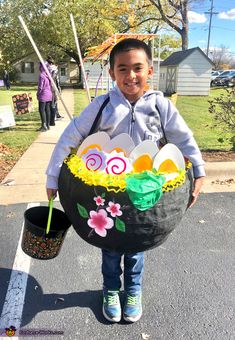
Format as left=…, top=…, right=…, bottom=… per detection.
left=106, top=291, right=119, bottom=306
left=126, top=295, right=139, bottom=306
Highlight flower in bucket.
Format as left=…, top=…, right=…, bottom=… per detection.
left=106, top=202, right=123, bottom=217
left=88, top=209, right=114, bottom=237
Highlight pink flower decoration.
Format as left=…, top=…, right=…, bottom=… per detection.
left=88, top=209, right=114, bottom=237
left=106, top=202, right=123, bottom=217
left=94, top=196, right=105, bottom=206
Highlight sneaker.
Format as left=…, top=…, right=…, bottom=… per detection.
left=102, top=290, right=121, bottom=322
left=37, top=126, right=47, bottom=132
left=56, top=114, right=64, bottom=119
left=123, top=293, right=142, bottom=322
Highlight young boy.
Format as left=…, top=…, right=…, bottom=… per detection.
left=46, top=39, right=205, bottom=323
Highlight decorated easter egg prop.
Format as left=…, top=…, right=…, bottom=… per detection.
left=58, top=156, right=193, bottom=253
left=129, top=140, right=159, bottom=163
left=103, top=133, right=135, bottom=156
left=105, top=150, right=133, bottom=174
left=153, top=143, right=185, bottom=173
left=129, top=140, right=159, bottom=173
left=81, top=148, right=107, bottom=172
left=77, top=132, right=110, bottom=156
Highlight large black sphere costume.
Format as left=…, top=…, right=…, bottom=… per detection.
left=58, top=161, right=193, bottom=253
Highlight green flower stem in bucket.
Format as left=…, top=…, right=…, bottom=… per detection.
left=46, top=198, right=53, bottom=234
left=22, top=204, right=71, bottom=260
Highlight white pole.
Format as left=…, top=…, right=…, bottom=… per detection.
left=70, top=13, right=91, bottom=103
left=151, top=37, right=154, bottom=90
left=157, top=34, right=161, bottom=90
left=18, top=15, right=73, bottom=121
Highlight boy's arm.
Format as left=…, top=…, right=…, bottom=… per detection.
left=156, top=96, right=206, bottom=205
left=188, top=176, right=204, bottom=208
left=46, top=97, right=104, bottom=198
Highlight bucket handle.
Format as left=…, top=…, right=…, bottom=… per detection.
left=46, top=198, right=53, bottom=234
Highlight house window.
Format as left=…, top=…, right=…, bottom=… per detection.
left=21, top=62, right=34, bottom=73
left=60, top=67, right=66, bottom=76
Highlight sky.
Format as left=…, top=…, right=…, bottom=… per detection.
left=187, top=0, right=235, bottom=56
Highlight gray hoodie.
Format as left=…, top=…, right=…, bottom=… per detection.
left=46, top=86, right=205, bottom=189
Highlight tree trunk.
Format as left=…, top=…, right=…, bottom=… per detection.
left=181, top=27, right=188, bottom=50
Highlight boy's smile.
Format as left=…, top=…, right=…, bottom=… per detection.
left=109, top=49, right=153, bottom=103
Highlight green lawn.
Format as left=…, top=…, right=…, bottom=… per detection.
left=176, top=88, right=233, bottom=151
left=0, top=86, right=234, bottom=165
left=0, top=86, right=40, bottom=162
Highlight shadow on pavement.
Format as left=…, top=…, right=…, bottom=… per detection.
left=0, top=268, right=111, bottom=329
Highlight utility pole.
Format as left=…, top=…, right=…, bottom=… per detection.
left=205, top=0, right=218, bottom=56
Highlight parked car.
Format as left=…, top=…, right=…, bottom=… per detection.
left=223, top=72, right=235, bottom=87
left=210, top=70, right=223, bottom=86
left=229, top=76, right=235, bottom=87
left=212, top=70, right=235, bottom=87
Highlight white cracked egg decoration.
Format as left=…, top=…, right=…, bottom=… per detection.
left=129, top=140, right=159, bottom=173
left=77, top=132, right=110, bottom=157
left=153, top=143, right=185, bottom=181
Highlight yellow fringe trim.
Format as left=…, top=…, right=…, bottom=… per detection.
left=65, top=155, right=192, bottom=194
left=65, top=155, right=126, bottom=193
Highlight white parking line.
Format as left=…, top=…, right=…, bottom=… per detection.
left=0, top=203, right=39, bottom=338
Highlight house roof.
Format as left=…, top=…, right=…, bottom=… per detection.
left=161, top=47, right=213, bottom=66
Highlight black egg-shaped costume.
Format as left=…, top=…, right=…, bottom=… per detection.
left=58, top=161, right=193, bottom=253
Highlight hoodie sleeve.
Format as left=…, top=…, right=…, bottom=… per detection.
left=37, top=75, right=45, bottom=100
left=156, top=95, right=206, bottom=178
left=46, top=96, right=105, bottom=189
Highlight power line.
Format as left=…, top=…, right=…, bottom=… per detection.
left=205, top=0, right=219, bottom=56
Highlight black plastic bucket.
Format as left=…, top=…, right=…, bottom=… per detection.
left=22, top=206, right=71, bottom=260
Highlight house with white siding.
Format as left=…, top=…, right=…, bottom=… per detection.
left=13, top=53, right=78, bottom=84
left=159, top=47, right=213, bottom=96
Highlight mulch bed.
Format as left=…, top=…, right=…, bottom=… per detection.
left=202, top=151, right=235, bottom=162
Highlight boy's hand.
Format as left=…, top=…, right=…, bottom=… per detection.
left=188, top=177, right=205, bottom=208
left=47, top=188, right=58, bottom=200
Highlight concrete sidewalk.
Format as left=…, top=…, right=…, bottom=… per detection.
left=0, top=88, right=74, bottom=205
left=0, top=89, right=234, bottom=205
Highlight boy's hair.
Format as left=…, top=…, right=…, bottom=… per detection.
left=109, top=38, right=152, bottom=69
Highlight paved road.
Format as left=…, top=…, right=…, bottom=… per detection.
left=0, top=192, right=234, bottom=340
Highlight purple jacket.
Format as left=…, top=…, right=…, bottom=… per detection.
left=37, top=66, right=52, bottom=102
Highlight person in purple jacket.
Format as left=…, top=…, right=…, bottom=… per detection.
left=37, top=62, right=52, bottom=132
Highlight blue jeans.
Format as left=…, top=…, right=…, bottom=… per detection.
left=102, top=249, right=144, bottom=294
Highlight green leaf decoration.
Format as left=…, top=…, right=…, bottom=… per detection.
left=101, top=192, right=105, bottom=198
left=115, top=217, right=126, bottom=233
left=77, top=203, right=89, bottom=218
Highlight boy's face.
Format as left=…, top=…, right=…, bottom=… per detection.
left=109, top=49, right=153, bottom=102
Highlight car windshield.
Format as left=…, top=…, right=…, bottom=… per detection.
left=220, top=71, right=233, bottom=76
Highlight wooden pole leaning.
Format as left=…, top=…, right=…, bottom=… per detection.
left=18, top=15, right=73, bottom=121
left=70, top=13, right=91, bottom=104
